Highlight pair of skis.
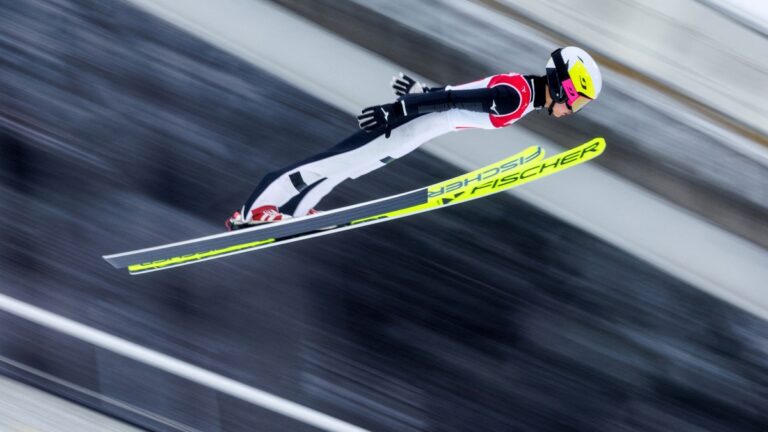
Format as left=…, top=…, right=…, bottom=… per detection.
left=103, top=137, right=606, bottom=275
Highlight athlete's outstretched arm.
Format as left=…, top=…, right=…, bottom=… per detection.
left=358, top=86, right=520, bottom=136
left=400, top=86, right=520, bottom=116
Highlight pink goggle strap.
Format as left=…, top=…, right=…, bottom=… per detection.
left=561, top=79, right=580, bottom=105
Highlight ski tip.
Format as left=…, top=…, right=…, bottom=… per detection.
left=581, top=137, right=607, bottom=156
left=591, top=136, right=606, bottom=146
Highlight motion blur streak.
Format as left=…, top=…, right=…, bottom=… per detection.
left=0, top=354, right=197, bottom=432
left=0, top=293, right=369, bottom=432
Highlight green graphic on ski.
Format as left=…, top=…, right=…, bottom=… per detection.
left=103, top=137, right=605, bottom=274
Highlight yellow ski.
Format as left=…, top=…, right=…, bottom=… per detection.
left=103, top=138, right=604, bottom=275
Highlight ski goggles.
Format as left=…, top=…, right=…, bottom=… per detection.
left=549, top=49, right=595, bottom=113
left=561, top=79, right=593, bottom=112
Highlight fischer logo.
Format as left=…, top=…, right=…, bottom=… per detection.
left=428, top=147, right=543, bottom=198
left=428, top=143, right=597, bottom=199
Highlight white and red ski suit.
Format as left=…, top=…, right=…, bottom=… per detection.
left=242, top=73, right=547, bottom=219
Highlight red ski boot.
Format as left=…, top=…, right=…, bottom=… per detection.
left=250, top=205, right=289, bottom=223
left=225, top=206, right=290, bottom=231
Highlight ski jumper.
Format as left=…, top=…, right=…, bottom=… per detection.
left=242, top=74, right=547, bottom=219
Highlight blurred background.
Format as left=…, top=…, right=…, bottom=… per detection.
left=1, top=0, right=767, bottom=431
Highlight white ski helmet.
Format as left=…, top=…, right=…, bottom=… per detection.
left=545, top=46, right=602, bottom=113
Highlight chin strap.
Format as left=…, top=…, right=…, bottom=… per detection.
left=547, top=100, right=556, bottom=116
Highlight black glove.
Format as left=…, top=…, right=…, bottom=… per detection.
left=391, top=73, right=427, bottom=96
left=357, top=102, right=405, bottom=138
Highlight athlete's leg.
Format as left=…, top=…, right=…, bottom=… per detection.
left=241, top=113, right=452, bottom=221
left=241, top=128, right=386, bottom=220
left=278, top=175, right=343, bottom=217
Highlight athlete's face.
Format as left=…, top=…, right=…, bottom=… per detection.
left=551, top=102, right=573, bottom=118
left=544, top=84, right=574, bottom=118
